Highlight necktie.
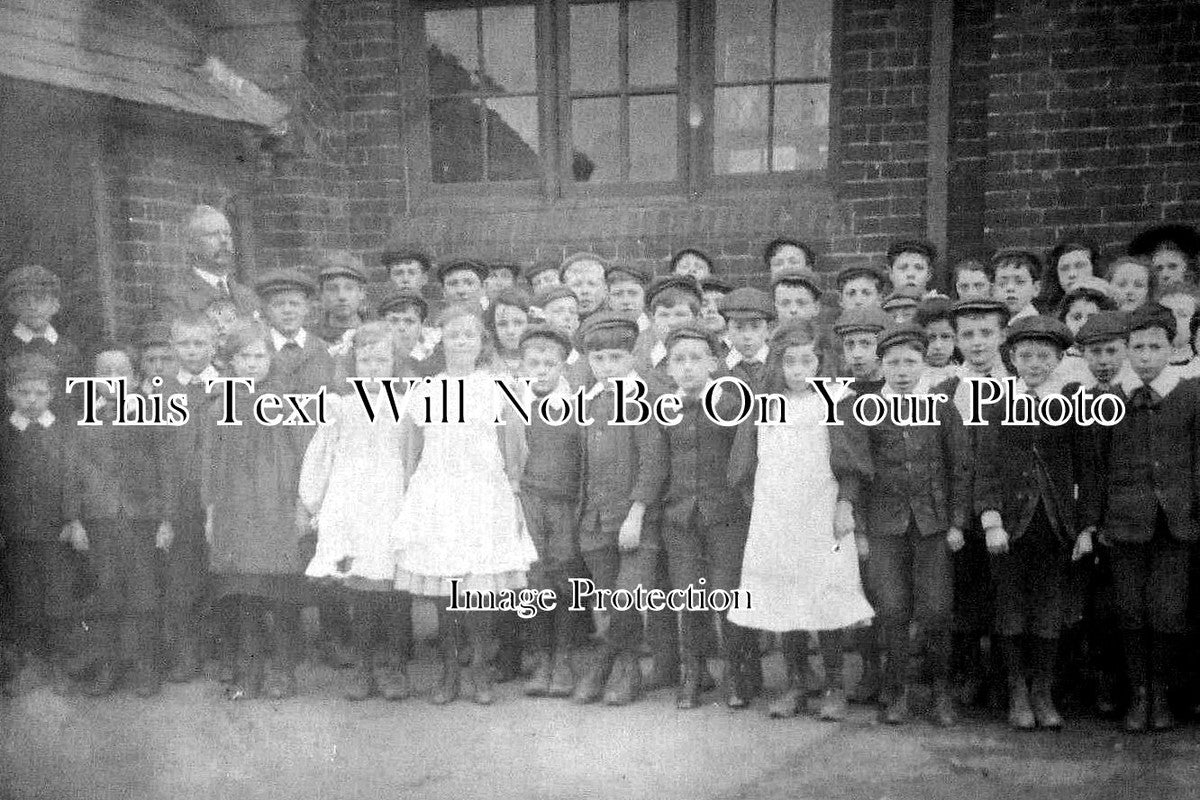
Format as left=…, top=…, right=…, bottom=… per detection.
left=1130, top=384, right=1159, bottom=410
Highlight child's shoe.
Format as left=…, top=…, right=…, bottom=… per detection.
left=523, top=650, right=552, bottom=697
left=676, top=657, right=703, bottom=710
left=472, top=663, right=495, bottom=706
left=931, top=686, right=957, bottom=727
left=431, top=649, right=460, bottom=705
left=572, top=648, right=614, bottom=705
left=603, top=652, right=641, bottom=706
left=263, top=667, right=297, bottom=700
left=767, top=665, right=803, bottom=718
left=379, top=665, right=410, bottom=702
left=345, top=662, right=376, bottom=701
left=818, top=687, right=847, bottom=721
left=546, top=650, right=575, bottom=698
left=881, top=685, right=909, bottom=725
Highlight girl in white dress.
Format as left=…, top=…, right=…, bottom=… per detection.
left=728, top=321, right=874, bottom=721
left=392, top=306, right=535, bottom=705
left=298, top=322, right=412, bottom=702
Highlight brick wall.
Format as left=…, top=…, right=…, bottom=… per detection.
left=985, top=0, right=1200, bottom=255
left=947, top=0, right=994, bottom=261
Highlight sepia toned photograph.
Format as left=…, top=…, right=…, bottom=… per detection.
left=1, top=0, right=1199, bottom=798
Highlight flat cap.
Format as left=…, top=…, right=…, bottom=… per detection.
left=317, top=251, right=369, bottom=284
left=1127, top=301, right=1178, bottom=340
left=951, top=297, right=1011, bottom=323
left=664, top=323, right=720, bottom=355
left=606, top=261, right=652, bottom=285
left=533, top=284, right=579, bottom=308
left=1005, top=314, right=1073, bottom=351
left=577, top=310, right=639, bottom=351
left=833, top=307, right=891, bottom=336
left=916, top=295, right=954, bottom=326
left=718, top=287, right=776, bottom=321
left=700, top=276, right=733, bottom=294
left=138, top=321, right=174, bottom=348
left=882, top=285, right=923, bottom=310
left=887, top=239, right=938, bottom=264
left=559, top=251, right=609, bottom=275
left=377, top=290, right=429, bottom=320
left=2, top=265, right=61, bottom=300
left=1075, top=310, right=1131, bottom=346
left=770, top=268, right=822, bottom=298
left=646, top=274, right=702, bottom=308
left=253, top=267, right=317, bottom=298
left=380, top=247, right=432, bottom=270
left=876, top=322, right=928, bottom=357
left=990, top=248, right=1044, bottom=276
left=836, top=263, right=888, bottom=289
left=436, top=257, right=489, bottom=283
left=518, top=323, right=573, bottom=354
left=1129, top=223, right=1200, bottom=260
left=522, top=260, right=560, bottom=282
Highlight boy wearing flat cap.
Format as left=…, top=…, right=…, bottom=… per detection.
left=886, top=240, right=936, bottom=296
left=636, top=275, right=702, bottom=384
left=573, top=312, right=667, bottom=707
left=833, top=307, right=889, bottom=396
left=523, top=261, right=562, bottom=295
left=721, top=288, right=775, bottom=392
left=832, top=323, right=970, bottom=727
left=1098, top=303, right=1200, bottom=732
left=837, top=264, right=887, bottom=311
left=645, top=324, right=749, bottom=710
left=699, top=277, right=732, bottom=339
left=255, top=269, right=336, bottom=397
left=438, top=257, right=489, bottom=312
left=316, top=251, right=370, bottom=348
left=882, top=286, right=923, bottom=326
left=973, top=315, right=1099, bottom=731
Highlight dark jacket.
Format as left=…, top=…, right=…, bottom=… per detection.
left=648, top=387, right=748, bottom=529
left=973, top=381, right=1100, bottom=545
left=0, top=417, right=73, bottom=540
left=162, top=375, right=224, bottom=520
left=1098, top=374, right=1200, bottom=544
left=521, top=389, right=582, bottom=502
left=831, top=388, right=971, bottom=538
left=69, top=403, right=169, bottom=522
left=161, top=268, right=257, bottom=317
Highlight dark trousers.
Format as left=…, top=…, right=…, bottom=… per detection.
left=661, top=512, right=747, bottom=656
left=581, top=545, right=647, bottom=653
left=990, top=507, right=1068, bottom=638
left=866, top=519, right=953, bottom=689
left=1110, top=522, right=1191, bottom=635
left=2, top=540, right=78, bottom=656
left=163, top=515, right=208, bottom=617
left=219, top=595, right=301, bottom=671
left=346, top=589, right=412, bottom=665
left=523, top=493, right=588, bottom=654
left=87, top=518, right=159, bottom=616
left=952, top=532, right=992, bottom=635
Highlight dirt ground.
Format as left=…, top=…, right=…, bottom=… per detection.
left=3, top=643, right=1198, bottom=800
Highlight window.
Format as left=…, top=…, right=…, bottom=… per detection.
left=417, top=0, right=834, bottom=195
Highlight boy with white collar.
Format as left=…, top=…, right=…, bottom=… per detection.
left=0, top=266, right=80, bottom=408
left=719, top=288, right=775, bottom=391
left=1100, top=302, right=1200, bottom=733
left=989, top=250, right=1042, bottom=324
left=0, top=353, right=79, bottom=695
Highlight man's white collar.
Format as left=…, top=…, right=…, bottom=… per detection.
left=192, top=266, right=228, bottom=291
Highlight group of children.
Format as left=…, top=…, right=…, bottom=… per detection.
left=2, top=221, right=1200, bottom=736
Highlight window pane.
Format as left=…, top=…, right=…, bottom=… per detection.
left=713, top=86, right=768, bottom=174
left=482, top=5, right=537, bottom=93
left=570, top=3, right=619, bottom=93
left=430, top=98, right=483, bottom=183
left=714, top=0, right=772, bottom=83
left=776, top=0, right=832, bottom=79
left=486, top=97, right=541, bottom=181
left=426, top=9, right=478, bottom=96
left=571, top=97, right=620, bottom=182
left=628, top=1, right=677, bottom=88
left=629, top=95, right=676, bottom=180
left=772, top=84, right=829, bottom=171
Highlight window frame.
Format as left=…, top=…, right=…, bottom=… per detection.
left=403, top=0, right=841, bottom=210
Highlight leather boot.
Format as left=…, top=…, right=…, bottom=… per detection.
left=931, top=681, right=957, bottom=727
left=1150, top=633, right=1177, bottom=731
left=768, top=662, right=803, bottom=718
left=378, top=658, right=410, bottom=702
left=83, top=617, right=117, bottom=697
left=604, top=650, right=641, bottom=706
left=882, top=685, right=910, bottom=725
left=572, top=646, right=614, bottom=705
left=345, top=659, right=376, bottom=701
left=676, top=656, right=703, bottom=710
left=523, top=650, right=553, bottom=697
left=1029, top=637, right=1062, bottom=730
left=431, top=623, right=460, bottom=705
left=471, top=647, right=494, bottom=706
left=547, top=649, right=576, bottom=698
left=721, top=620, right=751, bottom=710
left=166, top=607, right=201, bottom=683
left=849, top=623, right=881, bottom=704
left=1123, top=630, right=1149, bottom=733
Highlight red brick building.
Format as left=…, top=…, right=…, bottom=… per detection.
left=1, top=0, right=1197, bottom=346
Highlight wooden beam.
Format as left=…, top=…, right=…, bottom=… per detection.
left=925, top=0, right=953, bottom=281
left=88, top=139, right=118, bottom=340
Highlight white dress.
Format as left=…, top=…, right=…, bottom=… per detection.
left=392, top=370, right=536, bottom=597
left=728, top=393, right=875, bottom=632
left=299, top=391, right=406, bottom=589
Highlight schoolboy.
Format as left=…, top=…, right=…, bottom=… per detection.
left=933, top=298, right=1010, bottom=707
left=137, top=321, right=178, bottom=395
left=833, top=307, right=889, bottom=394
left=763, top=237, right=814, bottom=276
left=1100, top=303, right=1200, bottom=732
left=523, top=261, right=561, bottom=294
left=161, top=314, right=222, bottom=683
left=648, top=325, right=750, bottom=710
left=560, top=252, right=609, bottom=321
left=772, top=268, right=822, bottom=323
left=699, top=277, right=732, bottom=338
left=70, top=347, right=172, bottom=697
left=1128, top=223, right=1199, bottom=289
left=0, top=353, right=78, bottom=694
left=517, top=325, right=587, bottom=699
left=0, top=265, right=80, bottom=394
left=315, top=252, right=370, bottom=347
left=670, top=248, right=714, bottom=280
left=720, top=288, right=776, bottom=391
left=605, top=262, right=651, bottom=330
left=383, top=247, right=442, bottom=358
left=834, top=323, right=970, bottom=726
left=974, top=315, right=1099, bottom=730
left=916, top=296, right=958, bottom=385
left=572, top=312, right=666, bottom=706
left=990, top=249, right=1042, bottom=323
left=952, top=257, right=993, bottom=301
left=534, top=285, right=586, bottom=387
left=485, top=261, right=519, bottom=301
left=438, top=257, right=489, bottom=312
left=636, top=275, right=702, bottom=384
left=882, top=285, right=923, bottom=325
left=377, top=290, right=432, bottom=366
left=1076, top=311, right=1134, bottom=392
left=837, top=264, right=887, bottom=311
left=886, top=240, right=936, bottom=295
